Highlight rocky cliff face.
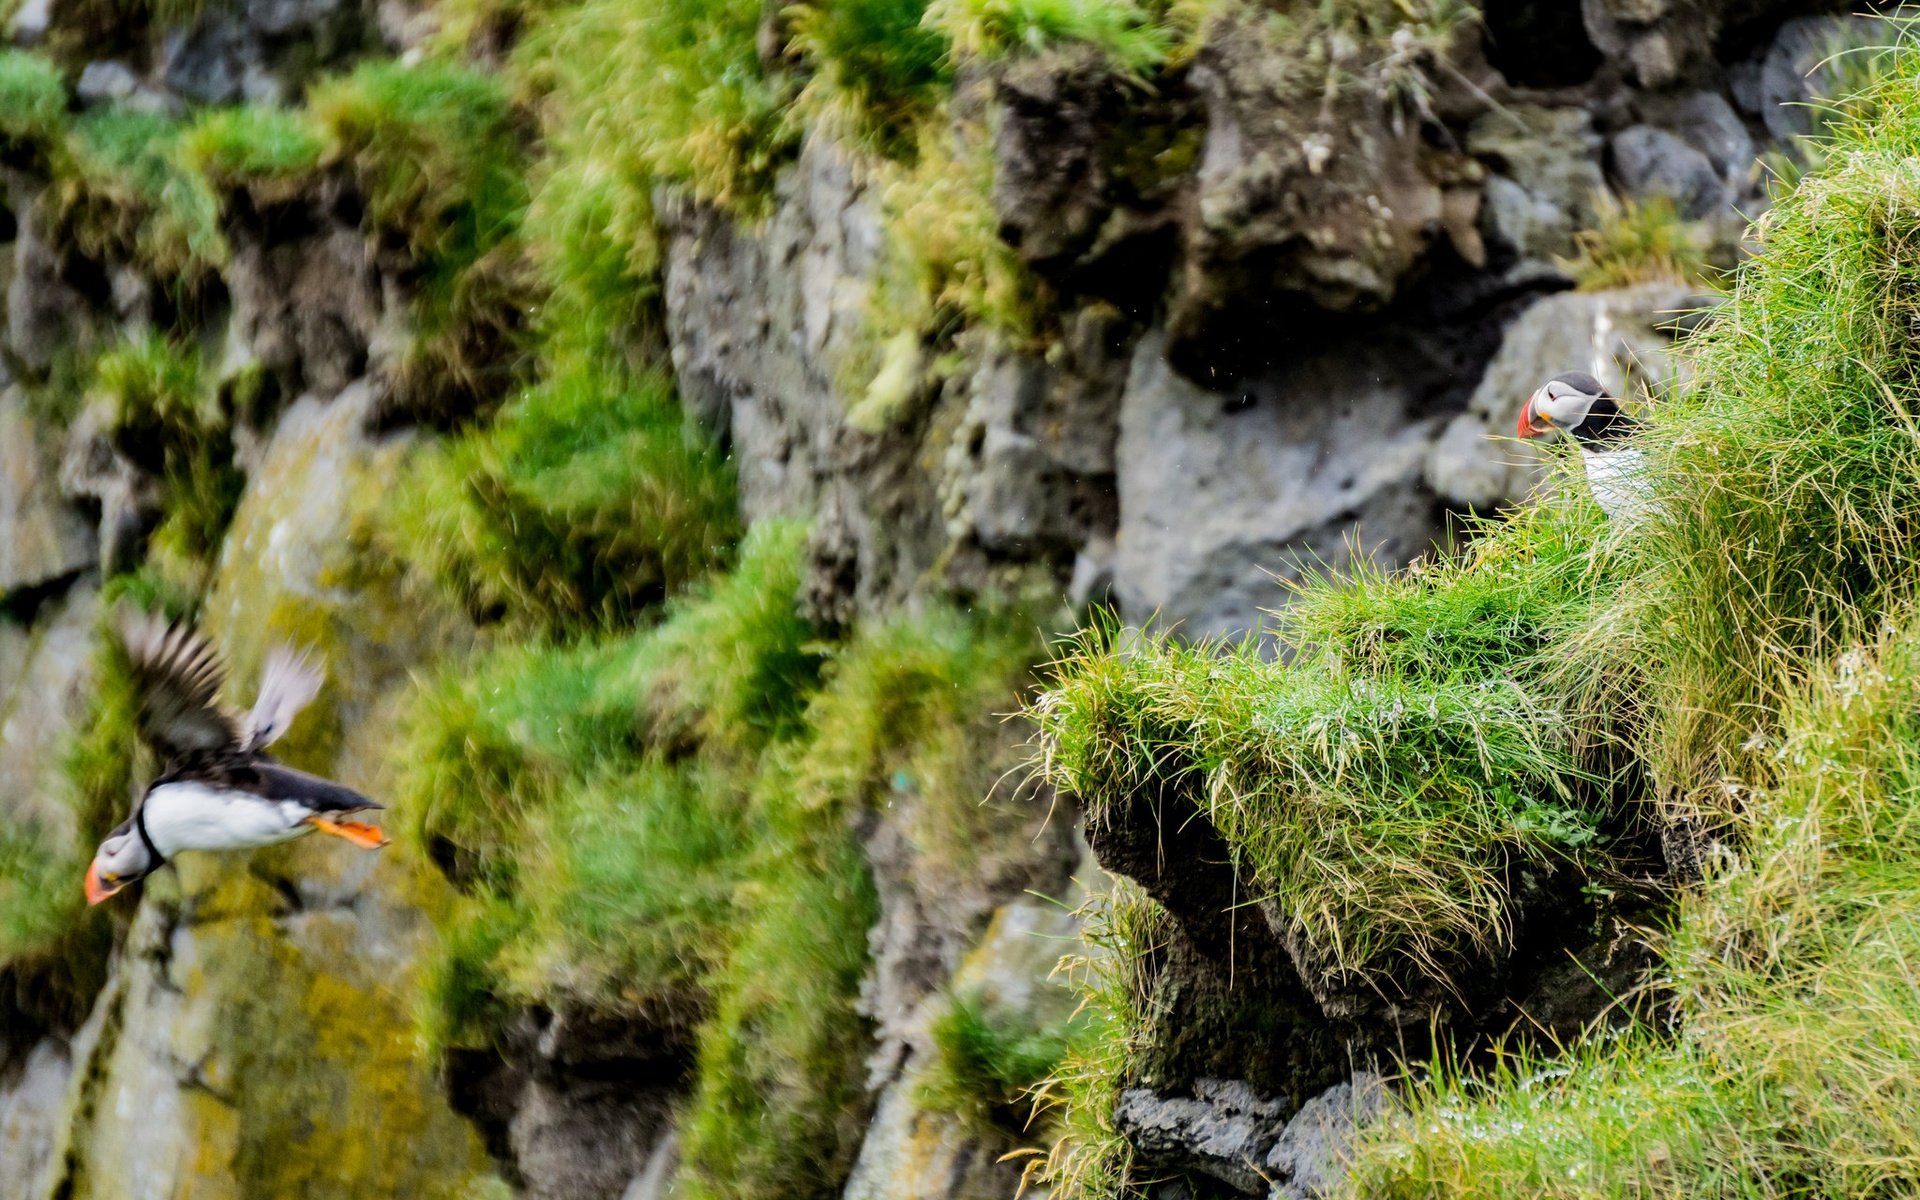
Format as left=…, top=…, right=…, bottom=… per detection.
left=0, top=0, right=1889, bottom=1197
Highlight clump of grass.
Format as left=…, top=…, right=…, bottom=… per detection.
left=387, top=361, right=737, bottom=634
left=678, top=600, right=1042, bottom=1198
left=1037, top=501, right=1612, bottom=996
left=1562, top=192, right=1716, bottom=292
left=849, top=123, right=1047, bottom=429
left=180, top=104, right=326, bottom=194
left=404, top=524, right=820, bottom=1047
left=0, top=50, right=68, bottom=148
left=513, top=0, right=790, bottom=212
left=57, top=108, right=224, bottom=282
left=923, top=987, right=1090, bottom=1129
left=1350, top=620, right=1920, bottom=1196
left=1033, top=880, right=1171, bottom=1199
left=924, top=0, right=1171, bottom=75
left=307, top=60, right=526, bottom=271
left=787, top=0, right=951, bottom=153
left=92, top=334, right=244, bottom=563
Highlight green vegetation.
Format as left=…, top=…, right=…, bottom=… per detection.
left=925, top=0, right=1171, bottom=75
left=1039, top=500, right=1611, bottom=998
left=308, top=61, right=526, bottom=270
left=0, top=50, right=68, bottom=147
left=924, top=987, right=1090, bottom=1128
left=181, top=105, right=326, bottom=191
left=1031, top=38, right=1920, bottom=1200
left=387, top=361, right=737, bottom=633
left=395, top=503, right=1047, bottom=1196
left=1563, top=193, right=1716, bottom=292
left=58, top=108, right=224, bottom=282
left=92, top=335, right=245, bottom=564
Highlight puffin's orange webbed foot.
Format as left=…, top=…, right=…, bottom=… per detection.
left=306, top=817, right=389, bottom=849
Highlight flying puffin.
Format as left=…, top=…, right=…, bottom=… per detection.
left=84, top=611, right=388, bottom=906
left=1517, top=371, right=1650, bottom=524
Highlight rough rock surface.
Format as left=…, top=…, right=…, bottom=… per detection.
left=1265, top=1072, right=1391, bottom=1200
left=37, top=385, right=501, bottom=1200
left=0, top=387, right=94, bottom=594
left=1117, top=1079, right=1292, bottom=1194
left=1611, top=125, right=1724, bottom=218
left=1467, top=105, right=1606, bottom=265
left=845, top=886, right=1090, bottom=1200
left=1169, top=10, right=1484, bottom=371
left=1114, top=328, right=1445, bottom=640
left=0, top=583, right=99, bottom=837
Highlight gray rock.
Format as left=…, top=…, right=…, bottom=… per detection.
left=1580, top=0, right=1721, bottom=89
left=0, top=388, right=95, bottom=594
left=0, top=582, right=98, bottom=843
left=1611, top=125, right=1723, bottom=219
left=1117, top=1079, right=1291, bottom=1194
left=1169, top=6, right=1482, bottom=354
left=0, top=1037, right=73, bottom=1199
left=1655, top=91, right=1755, bottom=181
left=161, top=20, right=243, bottom=104
left=1467, top=106, right=1606, bottom=262
left=8, top=0, right=49, bottom=43
left=58, top=398, right=164, bottom=576
left=160, top=0, right=371, bottom=107
left=225, top=184, right=384, bottom=400
left=7, top=191, right=93, bottom=377
left=1424, top=282, right=1709, bottom=510
left=620, top=1130, right=679, bottom=1200
left=75, top=60, right=138, bottom=105
left=1751, top=15, right=1880, bottom=142
left=1114, top=328, right=1443, bottom=641
left=1264, top=1072, right=1390, bottom=1200
left=944, top=311, right=1125, bottom=559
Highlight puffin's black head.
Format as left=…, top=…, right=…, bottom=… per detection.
left=1518, top=372, right=1638, bottom=447
left=85, top=814, right=159, bottom=905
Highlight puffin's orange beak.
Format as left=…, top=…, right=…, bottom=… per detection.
left=85, top=862, right=117, bottom=906
left=1517, top=395, right=1549, bottom=439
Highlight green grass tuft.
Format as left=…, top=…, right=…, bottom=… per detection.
left=923, top=987, right=1090, bottom=1129
left=924, top=0, right=1171, bottom=75
left=59, top=107, right=224, bottom=281
left=1038, top=501, right=1612, bottom=995
left=1563, top=192, right=1718, bottom=293
left=387, top=360, right=737, bottom=634
left=0, top=50, right=67, bottom=147
left=308, top=60, right=526, bottom=270
left=180, top=105, right=326, bottom=190
left=91, top=334, right=244, bottom=564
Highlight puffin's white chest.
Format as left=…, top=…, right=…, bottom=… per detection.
left=143, top=781, right=316, bottom=857
left=1580, top=446, right=1652, bottom=524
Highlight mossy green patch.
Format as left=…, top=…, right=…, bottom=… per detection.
left=923, top=987, right=1091, bottom=1130
left=57, top=107, right=225, bottom=283
left=0, top=49, right=67, bottom=148
left=308, top=60, right=526, bottom=271
left=386, top=360, right=737, bottom=635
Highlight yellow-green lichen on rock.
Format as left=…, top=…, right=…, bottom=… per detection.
left=44, top=383, right=501, bottom=1199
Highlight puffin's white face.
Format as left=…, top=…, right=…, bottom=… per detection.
left=1520, top=378, right=1601, bottom=438
left=85, top=830, right=148, bottom=905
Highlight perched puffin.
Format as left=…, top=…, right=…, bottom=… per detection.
left=84, top=611, right=388, bottom=906
left=1517, top=371, right=1650, bottom=524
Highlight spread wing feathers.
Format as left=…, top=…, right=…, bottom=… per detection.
left=119, top=609, right=245, bottom=761
left=245, top=644, right=324, bottom=753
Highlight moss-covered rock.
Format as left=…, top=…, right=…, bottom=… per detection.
left=42, top=381, right=500, bottom=1198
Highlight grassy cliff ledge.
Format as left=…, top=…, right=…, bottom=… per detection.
left=1035, top=38, right=1920, bottom=1200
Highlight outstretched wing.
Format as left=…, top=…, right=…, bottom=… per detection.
left=245, top=645, right=325, bottom=752
left=119, top=609, right=246, bottom=763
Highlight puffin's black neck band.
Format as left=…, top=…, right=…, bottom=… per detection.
left=134, top=804, right=165, bottom=867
